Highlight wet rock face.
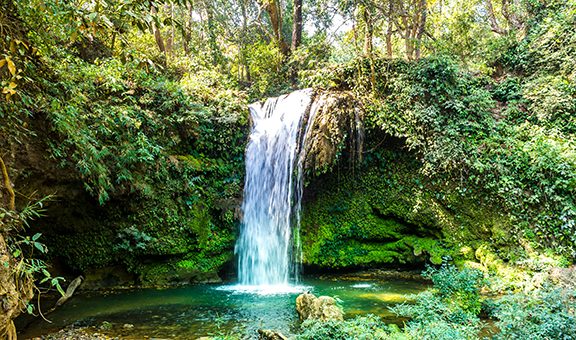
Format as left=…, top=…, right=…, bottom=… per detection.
left=295, top=293, right=344, bottom=321
left=301, top=91, right=363, bottom=175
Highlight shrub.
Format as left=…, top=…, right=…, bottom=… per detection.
left=297, top=315, right=402, bottom=340
left=493, top=287, right=576, bottom=339
left=391, top=265, right=486, bottom=339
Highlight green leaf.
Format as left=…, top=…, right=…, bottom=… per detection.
left=34, top=242, right=46, bottom=253
left=53, top=278, right=66, bottom=296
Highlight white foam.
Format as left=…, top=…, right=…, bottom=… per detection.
left=215, top=284, right=311, bottom=296
left=351, top=283, right=373, bottom=288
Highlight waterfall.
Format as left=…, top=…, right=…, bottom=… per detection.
left=235, top=89, right=313, bottom=287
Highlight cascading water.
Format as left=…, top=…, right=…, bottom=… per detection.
left=235, top=89, right=313, bottom=288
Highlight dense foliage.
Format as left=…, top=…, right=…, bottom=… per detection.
left=301, top=1, right=576, bottom=258
left=0, top=0, right=576, bottom=337
left=1, top=0, right=249, bottom=284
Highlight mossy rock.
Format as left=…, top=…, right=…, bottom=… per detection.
left=136, top=259, right=225, bottom=287
left=81, top=266, right=137, bottom=290
left=301, top=148, right=513, bottom=269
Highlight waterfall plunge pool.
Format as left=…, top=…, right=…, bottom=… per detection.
left=19, top=274, right=427, bottom=339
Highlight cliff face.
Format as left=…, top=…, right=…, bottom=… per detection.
left=298, top=55, right=576, bottom=269
left=300, top=144, right=512, bottom=269
left=296, top=90, right=506, bottom=269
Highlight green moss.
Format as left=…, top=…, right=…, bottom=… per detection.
left=34, top=105, right=245, bottom=284
left=135, top=252, right=230, bottom=286
left=49, top=228, right=117, bottom=271
left=301, top=148, right=514, bottom=269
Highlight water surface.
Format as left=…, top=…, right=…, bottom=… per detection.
left=20, top=276, right=426, bottom=339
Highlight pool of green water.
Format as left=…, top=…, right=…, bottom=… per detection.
left=20, top=275, right=426, bottom=339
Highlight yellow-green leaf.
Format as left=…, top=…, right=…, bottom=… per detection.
left=3, top=87, right=16, bottom=95
left=6, top=58, right=16, bottom=76
left=16, top=39, right=28, bottom=50
left=0, top=59, right=5, bottom=68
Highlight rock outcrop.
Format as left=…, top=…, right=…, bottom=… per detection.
left=296, top=292, right=344, bottom=321
left=0, top=233, right=34, bottom=340
left=301, top=91, right=363, bottom=175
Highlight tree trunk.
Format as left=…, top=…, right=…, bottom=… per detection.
left=183, top=2, right=195, bottom=54
left=363, top=5, right=374, bottom=57
left=360, top=5, right=376, bottom=93
left=386, top=0, right=394, bottom=58
left=291, top=0, right=303, bottom=51
left=261, top=0, right=289, bottom=55
left=150, top=5, right=166, bottom=54
left=402, top=14, right=412, bottom=60
left=502, top=0, right=522, bottom=30
left=0, top=156, right=15, bottom=211
left=239, top=0, right=251, bottom=83
left=165, top=3, right=174, bottom=54
left=205, top=2, right=221, bottom=65
left=414, top=0, right=427, bottom=60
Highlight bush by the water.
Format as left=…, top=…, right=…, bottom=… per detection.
left=297, top=315, right=402, bottom=340
left=492, top=287, right=576, bottom=339
left=298, top=265, right=576, bottom=339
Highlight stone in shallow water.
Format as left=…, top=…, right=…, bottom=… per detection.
left=295, top=293, right=344, bottom=321
left=257, top=329, right=288, bottom=340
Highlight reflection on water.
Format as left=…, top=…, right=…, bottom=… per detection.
left=20, top=276, right=426, bottom=339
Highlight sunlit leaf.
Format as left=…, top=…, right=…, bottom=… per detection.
left=6, top=57, right=16, bottom=76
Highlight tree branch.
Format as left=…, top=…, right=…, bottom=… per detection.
left=0, top=155, right=15, bottom=211
left=486, top=0, right=507, bottom=35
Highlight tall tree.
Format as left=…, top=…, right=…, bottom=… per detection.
left=259, top=0, right=289, bottom=55
left=414, top=0, right=427, bottom=59
left=485, top=0, right=526, bottom=35
left=292, top=0, right=303, bottom=51
left=394, top=0, right=428, bottom=60
left=385, top=0, right=394, bottom=57
left=362, top=4, right=374, bottom=57
left=151, top=4, right=166, bottom=54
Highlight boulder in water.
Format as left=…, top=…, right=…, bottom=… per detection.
left=257, top=329, right=288, bottom=340
left=296, top=293, right=344, bottom=321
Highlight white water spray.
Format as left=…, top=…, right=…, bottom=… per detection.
left=235, top=89, right=313, bottom=288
